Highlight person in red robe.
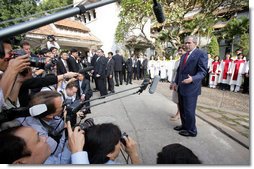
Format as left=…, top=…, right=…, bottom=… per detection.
left=229, top=53, right=246, bottom=92
left=208, top=56, right=220, bottom=88
left=218, top=53, right=232, bottom=90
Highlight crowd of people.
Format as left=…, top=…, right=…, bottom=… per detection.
left=147, top=48, right=249, bottom=94
left=0, top=35, right=202, bottom=164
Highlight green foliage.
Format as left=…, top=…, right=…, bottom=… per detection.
left=208, top=35, right=219, bottom=56
left=0, top=0, right=73, bottom=29
left=238, top=33, right=249, bottom=57
left=115, top=0, right=153, bottom=43
left=38, top=0, right=72, bottom=11
left=0, top=0, right=38, bottom=28
left=222, top=16, right=249, bottom=39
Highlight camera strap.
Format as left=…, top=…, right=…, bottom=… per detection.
left=39, top=119, right=63, bottom=155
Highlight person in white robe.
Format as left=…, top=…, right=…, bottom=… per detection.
left=148, top=56, right=156, bottom=79
left=167, top=56, right=175, bottom=82
left=208, top=56, right=220, bottom=88
left=218, top=53, right=232, bottom=90
left=160, top=56, right=168, bottom=81
left=229, top=53, right=246, bottom=92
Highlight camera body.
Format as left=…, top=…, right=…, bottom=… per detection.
left=47, top=35, right=55, bottom=42
left=65, top=99, right=90, bottom=126
left=120, top=132, right=128, bottom=146
left=79, top=118, right=94, bottom=131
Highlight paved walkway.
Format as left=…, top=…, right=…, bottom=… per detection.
left=85, top=81, right=249, bottom=164
left=152, top=80, right=249, bottom=148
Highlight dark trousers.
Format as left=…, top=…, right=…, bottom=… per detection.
left=97, top=77, right=107, bottom=96
left=242, top=75, right=249, bottom=93
left=202, top=69, right=209, bottom=86
left=107, top=76, right=115, bottom=92
left=127, top=71, right=133, bottom=84
left=133, top=67, right=137, bottom=80
left=84, top=93, right=92, bottom=110
left=178, top=93, right=198, bottom=134
left=114, top=71, right=123, bottom=85
left=122, top=68, right=126, bottom=82
left=141, top=68, right=148, bottom=79
left=93, top=75, right=99, bottom=90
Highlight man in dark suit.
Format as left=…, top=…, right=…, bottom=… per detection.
left=90, top=52, right=99, bottom=91
left=126, top=55, right=133, bottom=85
left=112, top=50, right=124, bottom=86
left=170, top=36, right=207, bottom=137
left=67, top=48, right=80, bottom=72
left=56, top=51, right=69, bottom=75
left=76, top=73, right=93, bottom=114
left=106, top=52, right=115, bottom=93
left=94, top=49, right=107, bottom=96
left=142, top=55, right=148, bottom=78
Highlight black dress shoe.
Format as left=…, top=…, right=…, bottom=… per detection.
left=178, top=130, right=197, bottom=137
left=173, top=125, right=184, bottom=131
left=115, top=84, right=119, bottom=86
left=126, top=83, right=128, bottom=85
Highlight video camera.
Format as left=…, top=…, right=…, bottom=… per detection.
left=9, top=49, right=46, bottom=69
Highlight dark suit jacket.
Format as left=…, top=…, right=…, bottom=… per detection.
left=142, top=59, right=148, bottom=69
left=94, top=56, right=107, bottom=78
left=106, top=58, right=114, bottom=77
left=175, top=48, right=208, bottom=96
left=112, top=54, right=124, bottom=71
left=56, top=59, right=68, bottom=75
left=91, top=54, right=98, bottom=67
left=76, top=79, right=93, bottom=99
left=126, top=58, right=133, bottom=72
left=67, top=55, right=79, bottom=72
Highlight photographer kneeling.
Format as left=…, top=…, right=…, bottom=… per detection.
left=83, top=123, right=141, bottom=164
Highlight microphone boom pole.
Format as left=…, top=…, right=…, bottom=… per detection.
left=0, top=0, right=117, bottom=39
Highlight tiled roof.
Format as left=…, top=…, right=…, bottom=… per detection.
left=55, top=19, right=90, bottom=32
left=29, top=24, right=100, bottom=42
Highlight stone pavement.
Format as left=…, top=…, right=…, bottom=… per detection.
left=84, top=80, right=249, bottom=164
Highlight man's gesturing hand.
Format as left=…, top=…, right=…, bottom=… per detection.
left=182, top=74, right=193, bottom=84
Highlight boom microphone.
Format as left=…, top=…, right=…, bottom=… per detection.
left=149, top=75, right=160, bottom=94
left=0, top=104, right=47, bottom=124
left=153, top=0, right=165, bottom=23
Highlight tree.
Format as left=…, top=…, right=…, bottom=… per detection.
left=238, top=33, right=249, bottom=57
left=116, top=0, right=248, bottom=55
left=208, top=35, right=219, bottom=56
left=115, top=0, right=153, bottom=44
left=0, top=0, right=38, bottom=28
left=38, top=0, right=72, bottom=11
left=221, top=16, right=249, bottom=55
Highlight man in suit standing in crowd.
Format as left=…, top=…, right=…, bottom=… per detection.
left=113, top=50, right=124, bottom=86
left=91, top=50, right=99, bottom=91
left=94, top=49, right=107, bottom=97
left=106, top=52, right=115, bottom=93
left=126, top=55, right=133, bottom=85
left=170, top=36, right=207, bottom=137
left=56, top=51, right=69, bottom=75
left=67, top=48, right=80, bottom=73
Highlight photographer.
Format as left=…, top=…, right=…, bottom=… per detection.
left=0, top=39, right=30, bottom=109
left=47, top=35, right=60, bottom=50
left=18, top=72, right=78, bottom=107
left=83, top=123, right=141, bottom=164
left=16, top=91, right=83, bottom=164
left=0, top=121, right=89, bottom=164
